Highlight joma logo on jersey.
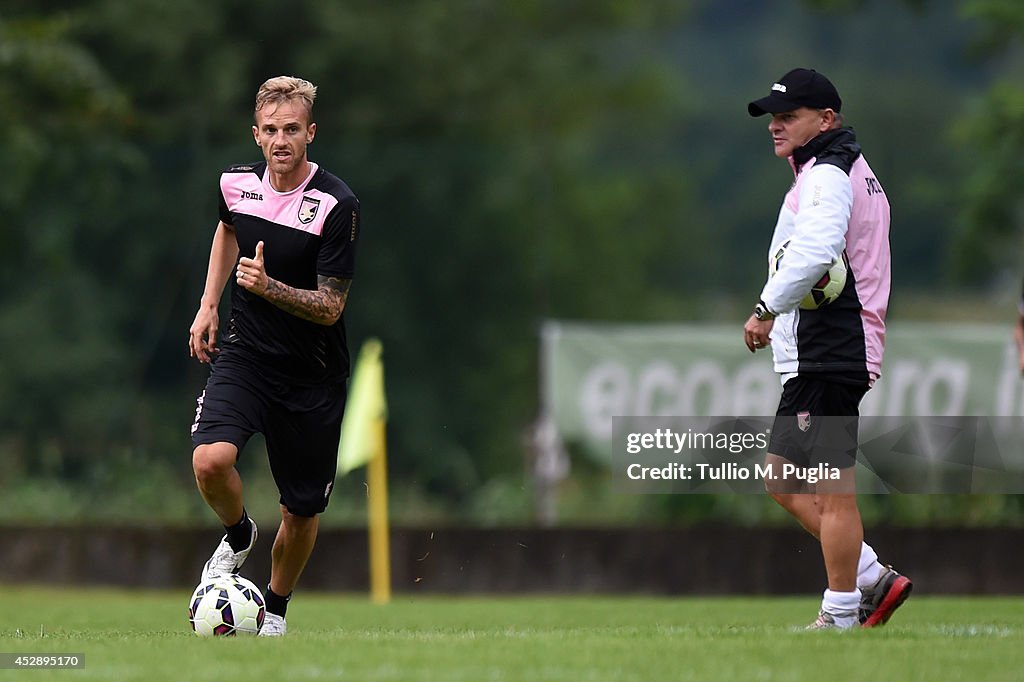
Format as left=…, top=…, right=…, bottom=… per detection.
left=298, top=197, right=321, bottom=224
left=241, top=190, right=263, bottom=201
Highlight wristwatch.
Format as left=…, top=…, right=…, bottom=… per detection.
left=753, top=300, right=776, bottom=321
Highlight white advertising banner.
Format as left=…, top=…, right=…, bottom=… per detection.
left=541, top=321, right=1024, bottom=468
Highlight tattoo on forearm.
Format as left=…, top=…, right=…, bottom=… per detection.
left=261, top=276, right=351, bottom=325
left=318, top=275, right=352, bottom=303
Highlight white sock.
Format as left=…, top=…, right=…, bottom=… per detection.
left=822, top=589, right=860, bottom=627
left=857, top=542, right=884, bottom=589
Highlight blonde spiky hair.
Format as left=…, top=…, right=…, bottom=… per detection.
left=254, top=76, right=317, bottom=122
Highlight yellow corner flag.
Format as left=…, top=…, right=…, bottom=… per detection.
left=338, top=338, right=388, bottom=474
left=337, top=338, right=391, bottom=603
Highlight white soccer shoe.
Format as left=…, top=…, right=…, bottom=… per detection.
left=258, top=613, right=287, bottom=637
left=201, top=520, right=258, bottom=581
left=805, top=608, right=858, bottom=630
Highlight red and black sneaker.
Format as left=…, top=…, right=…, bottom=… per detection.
left=859, top=566, right=913, bottom=627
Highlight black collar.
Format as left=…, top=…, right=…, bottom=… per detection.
left=792, top=128, right=857, bottom=170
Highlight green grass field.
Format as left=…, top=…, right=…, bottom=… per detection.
left=0, top=588, right=1021, bottom=681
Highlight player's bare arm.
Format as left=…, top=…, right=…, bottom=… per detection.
left=262, top=275, right=350, bottom=325
left=236, top=241, right=350, bottom=325
left=189, top=222, right=239, bottom=363
left=1015, top=313, right=1024, bottom=374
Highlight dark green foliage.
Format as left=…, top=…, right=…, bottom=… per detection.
left=0, top=1, right=1020, bottom=522
left=0, top=1, right=692, bottom=509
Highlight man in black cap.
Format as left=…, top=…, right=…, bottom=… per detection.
left=743, top=68, right=912, bottom=629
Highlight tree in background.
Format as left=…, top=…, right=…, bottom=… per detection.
left=951, top=0, right=1024, bottom=283
left=0, top=12, right=138, bottom=481
left=0, top=1, right=693, bottom=518
left=1, top=0, right=1020, bottom=522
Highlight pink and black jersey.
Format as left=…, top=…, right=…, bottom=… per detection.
left=759, top=128, right=891, bottom=385
left=218, top=161, right=359, bottom=384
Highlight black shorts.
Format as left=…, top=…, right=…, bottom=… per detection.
left=768, top=376, right=868, bottom=470
left=191, top=351, right=346, bottom=517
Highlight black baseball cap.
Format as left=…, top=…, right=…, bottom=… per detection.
left=748, top=68, right=842, bottom=117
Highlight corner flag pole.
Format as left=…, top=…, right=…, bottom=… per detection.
left=367, top=416, right=391, bottom=604
left=337, top=338, right=391, bottom=604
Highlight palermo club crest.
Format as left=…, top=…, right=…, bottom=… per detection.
left=298, top=197, right=321, bottom=224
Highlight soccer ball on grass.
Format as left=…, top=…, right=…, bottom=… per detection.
left=770, top=239, right=847, bottom=310
left=188, top=574, right=265, bottom=636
